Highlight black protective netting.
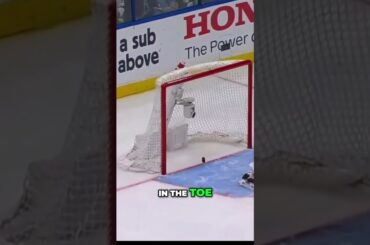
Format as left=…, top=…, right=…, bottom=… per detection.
left=0, top=0, right=114, bottom=244
left=255, top=0, right=370, bottom=187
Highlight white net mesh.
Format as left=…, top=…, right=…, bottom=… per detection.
left=119, top=60, right=251, bottom=174
left=0, top=0, right=113, bottom=244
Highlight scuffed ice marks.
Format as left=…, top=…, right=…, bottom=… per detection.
left=256, top=151, right=370, bottom=191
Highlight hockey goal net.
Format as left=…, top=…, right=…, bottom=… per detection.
left=120, top=60, right=253, bottom=175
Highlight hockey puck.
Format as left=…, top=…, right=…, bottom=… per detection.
left=202, top=157, right=206, bottom=163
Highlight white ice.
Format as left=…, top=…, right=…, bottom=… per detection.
left=116, top=91, right=254, bottom=241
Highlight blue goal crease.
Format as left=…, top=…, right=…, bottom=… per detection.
left=157, top=150, right=254, bottom=197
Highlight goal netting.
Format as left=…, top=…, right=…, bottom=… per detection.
left=256, top=0, right=370, bottom=189
left=0, top=0, right=114, bottom=244
left=119, top=60, right=253, bottom=174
